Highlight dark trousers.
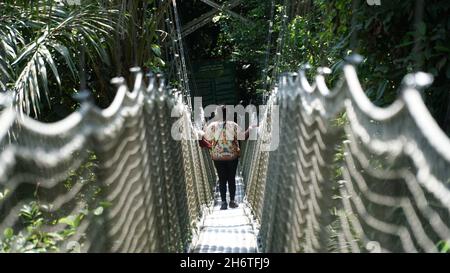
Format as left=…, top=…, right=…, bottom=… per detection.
left=213, top=159, right=239, bottom=202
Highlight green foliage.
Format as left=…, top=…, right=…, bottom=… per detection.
left=209, top=0, right=450, bottom=133
left=437, top=240, right=450, bottom=253
left=146, top=44, right=165, bottom=73
left=0, top=198, right=111, bottom=253
left=0, top=0, right=166, bottom=121
left=0, top=201, right=77, bottom=253
left=0, top=151, right=107, bottom=253
left=281, top=0, right=450, bottom=132
left=0, top=0, right=120, bottom=117
left=213, top=1, right=270, bottom=63
left=210, top=0, right=277, bottom=102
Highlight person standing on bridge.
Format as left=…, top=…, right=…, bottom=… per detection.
left=202, top=105, right=254, bottom=210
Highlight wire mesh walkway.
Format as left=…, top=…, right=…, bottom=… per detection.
left=191, top=177, right=258, bottom=253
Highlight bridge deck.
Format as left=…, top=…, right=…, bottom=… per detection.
left=192, top=178, right=258, bottom=253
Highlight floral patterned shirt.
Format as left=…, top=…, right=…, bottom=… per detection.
left=204, top=121, right=244, bottom=161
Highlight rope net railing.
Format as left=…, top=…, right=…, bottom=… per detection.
left=242, top=56, right=450, bottom=253
left=0, top=68, right=216, bottom=253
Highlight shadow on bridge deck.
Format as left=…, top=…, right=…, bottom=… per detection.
left=191, top=178, right=258, bottom=253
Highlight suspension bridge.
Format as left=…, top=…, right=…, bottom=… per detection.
left=0, top=0, right=450, bottom=253
left=1, top=57, right=450, bottom=253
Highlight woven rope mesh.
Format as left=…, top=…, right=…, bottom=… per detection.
left=243, top=63, right=450, bottom=253
left=1, top=62, right=450, bottom=253
left=0, top=70, right=215, bottom=253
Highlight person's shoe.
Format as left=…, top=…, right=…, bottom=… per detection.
left=229, top=201, right=239, bottom=209
left=220, top=201, right=228, bottom=210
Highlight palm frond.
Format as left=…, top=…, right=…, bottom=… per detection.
left=0, top=13, right=25, bottom=91
left=7, top=1, right=119, bottom=116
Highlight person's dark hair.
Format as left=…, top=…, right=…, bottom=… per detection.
left=219, top=105, right=227, bottom=128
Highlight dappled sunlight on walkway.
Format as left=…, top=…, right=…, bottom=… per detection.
left=192, top=178, right=258, bottom=253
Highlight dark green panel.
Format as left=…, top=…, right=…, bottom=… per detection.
left=190, top=60, right=237, bottom=107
